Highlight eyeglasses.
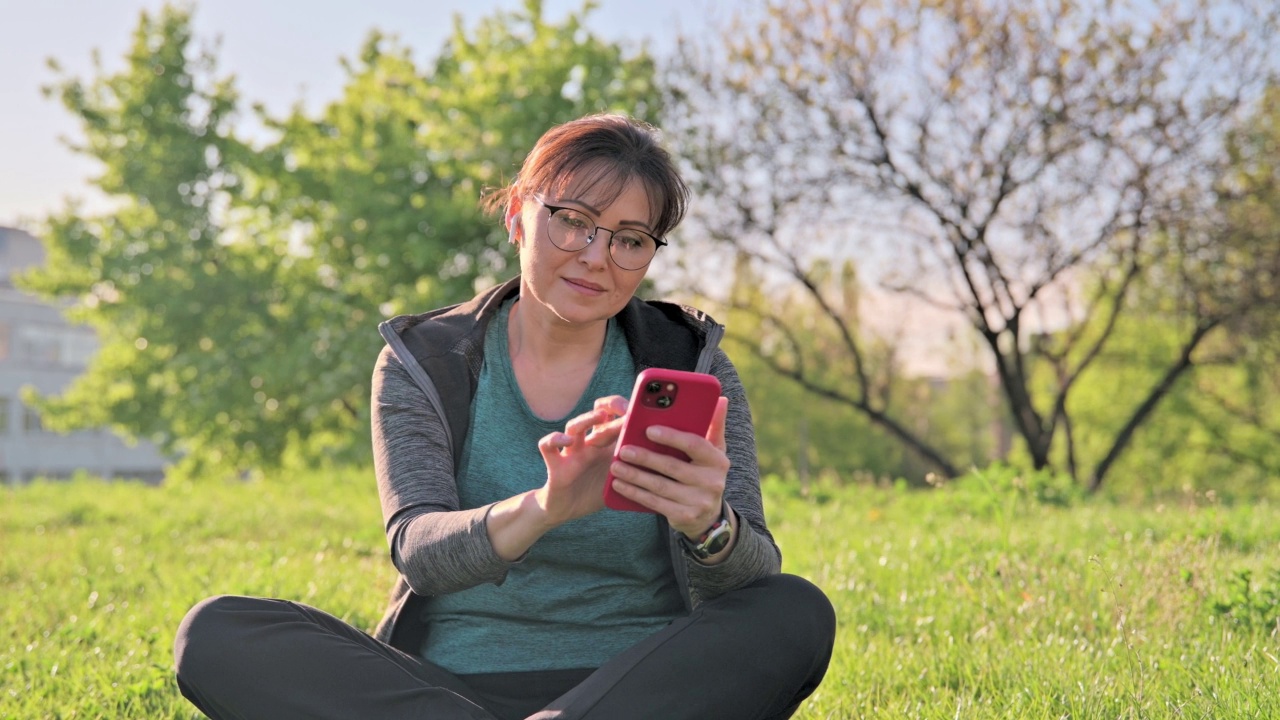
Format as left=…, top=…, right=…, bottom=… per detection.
left=535, top=197, right=666, bottom=271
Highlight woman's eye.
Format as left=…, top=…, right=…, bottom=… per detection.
left=555, top=211, right=590, bottom=229
left=614, top=232, right=647, bottom=249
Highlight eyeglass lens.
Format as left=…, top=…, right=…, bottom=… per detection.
left=545, top=207, right=659, bottom=270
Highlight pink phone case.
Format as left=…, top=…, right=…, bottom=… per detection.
left=603, top=368, right=722, bottom=513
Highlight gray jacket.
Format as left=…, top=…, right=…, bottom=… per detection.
left=370, top=276, right=781, bottom=653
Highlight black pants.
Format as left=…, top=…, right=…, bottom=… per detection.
left=173, top=574, right=835, bottom=720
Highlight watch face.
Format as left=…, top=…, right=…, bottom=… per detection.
left=683, top=515, right=733, bottom=559
left=704, top=529, right=732, bottom=555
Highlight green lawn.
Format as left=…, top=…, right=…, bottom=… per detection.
left=3, top=469, right=1278, bottom=718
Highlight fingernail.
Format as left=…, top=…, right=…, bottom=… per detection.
left=646, top=426, right=664, bottom=440
left=619, top=447, right=636, bottom=461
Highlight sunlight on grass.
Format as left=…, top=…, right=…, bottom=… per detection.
left=3, top=469, right=1279, bottom=718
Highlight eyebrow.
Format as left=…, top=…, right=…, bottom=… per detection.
left=549, top=197, right=654, bottom=232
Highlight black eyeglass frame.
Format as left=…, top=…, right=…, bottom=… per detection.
left=535, top=197, right=668, bottom=271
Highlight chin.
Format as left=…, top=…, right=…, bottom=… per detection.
left=553, top=295, right=624, bottom=324
left=553, top=304, right=613, bottom=326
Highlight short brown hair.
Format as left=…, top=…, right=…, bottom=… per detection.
left=482, top=114, right=689, bottom=240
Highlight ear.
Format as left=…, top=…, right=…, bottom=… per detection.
left=505, top=195, right=524, bottom=243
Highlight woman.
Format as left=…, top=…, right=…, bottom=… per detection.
left=174, top=114, right=835, bottom=720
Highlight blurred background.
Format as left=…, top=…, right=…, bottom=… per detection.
left=2, top=0, right=1278, bottom=496
left=1, top=0, right=711, bottom=224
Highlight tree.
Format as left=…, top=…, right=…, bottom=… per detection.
left=721, top=252, right=1002, bottom=484
left=21, top=0, right=659, bottom=475
left=663, top=0, right=1280, bottom=489
left=721, top=253, right=907, bottom=484
left=22, top=6, right=263, bottom=472
left=1056, top=307, right=1280, bottom=495
left=1071, top=84, right=1280, bottom=493
left=1078, top=83, right=1280, bottom=489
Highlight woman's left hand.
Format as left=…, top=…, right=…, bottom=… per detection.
left=608, top=396, right=731, bottom=539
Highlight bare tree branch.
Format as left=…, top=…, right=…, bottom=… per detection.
left=735, top=333, right=960, bottom=477
left=1089, top=318, right=1222, bottom=490
left=665, top=0, right=1280, bottom=488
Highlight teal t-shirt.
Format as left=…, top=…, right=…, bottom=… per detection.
left=420, top=298, right=684, bottom=674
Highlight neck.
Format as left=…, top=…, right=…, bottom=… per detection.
left=507, top=297, right=608, bottom=370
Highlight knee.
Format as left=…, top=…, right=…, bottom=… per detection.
left=758, top=574, right=837, bottom=651
left=173, top=595, right=261, bottom=684
left=718, top=575, right=836, bottom=701
left=716, top=574, right=836, bottom=654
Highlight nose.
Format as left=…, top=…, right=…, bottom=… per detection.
left=580, top=227, right=613, bottom=268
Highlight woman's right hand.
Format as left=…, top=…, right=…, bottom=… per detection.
left=485, top=396, right=627, bottom=560
left=533, top=395, right=628, bottom=526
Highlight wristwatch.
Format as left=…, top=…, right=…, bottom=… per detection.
left=679, top=507, right=735, bottom=560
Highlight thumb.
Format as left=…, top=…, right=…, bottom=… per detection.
left=706, top=396, right=729, bottom=452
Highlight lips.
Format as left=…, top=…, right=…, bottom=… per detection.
left=564, top=277, right=606, bottom=293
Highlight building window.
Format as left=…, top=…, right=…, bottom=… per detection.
left=23, top=404, right=43, bottom=433
left=0, top=322, right=9, bottom=361
left=0, top=396, right=9, bottom=434
left=17, top=326, right=62, bottom=365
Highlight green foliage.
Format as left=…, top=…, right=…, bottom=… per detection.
left=6, top=471, right=1280, bottom=718
left=21, top=6, right=282, bottom=473
left=1046, top=307, right=1280, bottom=495
left=20, top=1, right=658, bottom=475
left=949, top=462, right=1084, bottom=512
left=1211, top=568, right=1280, bottom=631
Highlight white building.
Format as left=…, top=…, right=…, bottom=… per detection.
left=0, top=226, right=167, bottom=484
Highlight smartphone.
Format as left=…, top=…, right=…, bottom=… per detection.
left=603, top=368, right=723, bottom=513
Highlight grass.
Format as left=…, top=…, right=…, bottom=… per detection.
left=3, top=467, right=1279, bottom=718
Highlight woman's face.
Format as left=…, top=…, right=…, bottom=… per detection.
left=511, top=177, right=655, bottom=327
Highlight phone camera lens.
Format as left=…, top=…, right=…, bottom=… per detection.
left=657, top=396, right=673, bottom=408
left=646, top=381, right=662, bottom=394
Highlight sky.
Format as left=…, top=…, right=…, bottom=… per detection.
left=0, top=0, right=723, bottom=228
left=0, top=0, right=978, bottom=376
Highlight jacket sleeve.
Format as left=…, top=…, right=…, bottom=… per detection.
left=372, top=345, right=514, bottom=597
left=682, top=348, right=782, bottom=603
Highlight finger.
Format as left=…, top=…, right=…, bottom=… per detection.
left=617, top=444, right=693, bottom=483
left=583, top=416, right=625, bottom=447
left=610, top=474, right=717, bottom=531
left=609, top=478, right=675, bottom=516
left=609, top=461, right=696, bottom=507
left=593, top=395, right=629, bottom=417
left=538, top=432, right=572, bottom=462
left=565, top=408, right=607, bottom=437
left=707, top=396, right=729, bottom=452
left=640, top=424, right=732, bottom=470
left=611, top=452, right=723, bottom=508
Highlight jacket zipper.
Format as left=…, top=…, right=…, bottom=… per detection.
left=693, top=321, right=725, bottom=374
